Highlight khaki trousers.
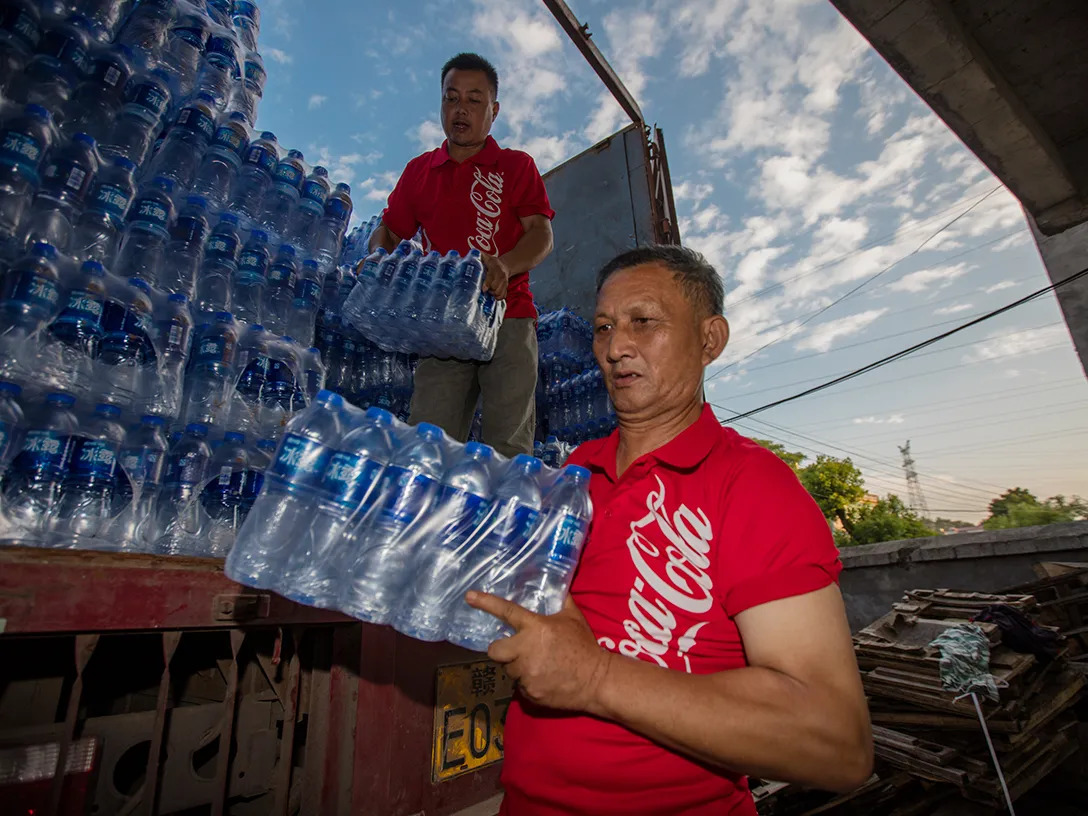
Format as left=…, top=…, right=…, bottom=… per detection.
left=408, top=318, right=538, bottom=457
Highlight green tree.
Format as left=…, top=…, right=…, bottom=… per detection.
left=798, top=455, right=866, bottom=533
left=753, top=438, right=806, bottom=472
left=849, top=495, right=934, bottom=546
left=988, top=487, right=1038, bottom=519
left=933, top=517, right=977, bottom=532
left=983, top=494, right=1087, bottom=530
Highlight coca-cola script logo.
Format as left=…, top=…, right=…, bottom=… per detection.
left=597, top=475, right=715, bottom=673
left=467, top=166, right=504, bottom=254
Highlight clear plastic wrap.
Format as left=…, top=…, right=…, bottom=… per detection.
left=226, top=391, right=593, bottom=649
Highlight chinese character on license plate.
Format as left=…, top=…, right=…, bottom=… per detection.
left=432, top=659, right=514, bottom=782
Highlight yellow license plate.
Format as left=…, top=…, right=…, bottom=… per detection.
left=432, top=659, right=514, bottom=782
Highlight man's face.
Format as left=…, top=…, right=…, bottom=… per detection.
left=441, top=69, right=498, bottom=148
left=593, top=263, right=727, bottom=421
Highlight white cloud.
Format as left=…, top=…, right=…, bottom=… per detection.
left=985, top=280, right=1016, bottom=294
left=584, top=9, right=661, bottom=141
left=853, top=414, right=906, bottom=425
left=935, top=303, right=973, bottom=315
left=358, top=171, right=401, bottom=203
left=411, top=120, right=445, bottom=151
left=796, top=308, right=888, bottom=353
left=308, top=94, right=327, bottom=110
left=888, top=262, right=970, bottom=293
left=264, top=47, right=293, bottom=65
left=512, top=133, right=577, bottom=172
left=963, top=325, right=1070, bottom=363
left=674, top=180, right=715, bottom=205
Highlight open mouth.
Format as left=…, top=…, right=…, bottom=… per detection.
left=452, top=121, right=469, bottom=134
left=613, top=371, right=640, bottom=387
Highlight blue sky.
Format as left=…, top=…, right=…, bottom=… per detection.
left=252, top=0, right=1087, bottom=521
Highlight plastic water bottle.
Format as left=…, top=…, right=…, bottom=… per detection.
left=340, top=422, right=445, bottom=624
left=53, top=402, right=124, bottom=544
left=61, top=43, right=133, bottom=143
left=99, top=66, right=172, bottom=165
left=288, top=164, right=328, bottom=248
left=158, top=10, right=207, bottom=102
left=311, top=182, right=352, bottom=271
left=231, top=46, right=264, bottom=124
left=233, top=227, right=268, bottom=324
left=156, top=194, right=207, bottom=298
left=231, top=0, right=259, bottom=50
left=97, top=276, right=153, bottom=409
left=420, top=249, right=458, bottom=327
left=193, top=25, right=239, bottom=111
left=0, top=104, right=54, bottom=242
left=301, top=346, right=325, bottom=400
left=0, top=380, right=25, bottom=476
left=3, top=392, right=78, bottom=537
left=114, top=175, right=176, bottom=285
left=0, top=240, right=61, bottom=380
left=195, top=211, right=241, bottom=316
left=226, top=389, right=345, bottom=587
left=183, top=310, right=237, bottom=426
left=153, top=421, right=210, bottom=554
left=229, top=129, right=277, bottom=222
left=69, top=155, right=135, bottom=264
left=259, top=147, right=304, bottom=239
left=111, top=413, right=167, bottom=550
left=447, top=248, right=484, bottom=328
left=72, top=0, right=128, bottom=43
left=405, top=250, right=439, bottom=322
left=239, top=436, right=273, bottom=518
left=38, top=258, right=106, bottom=396
left=141, top=291, right=191, bottom=418
left=261, top=334, right=302, bottom=433
left=231, top=322, right=269, bottom=428
left=144, top=92, right=217, bottom=190
left=115, top=0, right=172, bottom=64
left=282, top=405, right=395, bottom=606
left=200, top=429, right=249, bottom=555
left=0, top=0, right=42, bottom=94
left=394, top=441, right=494, bottom=641
left=288, top=257, right=320, bottom=342
left=10, top=13, right=92, bottom=117
left=25, top=132, right=100, bottom=253
left=447, top=454, right=543, bottom=651
left=511, top=465, right=592, bottom=617
left=190, top=110, right=248, bottom=212
left=264, top=242, right=295, bottom=335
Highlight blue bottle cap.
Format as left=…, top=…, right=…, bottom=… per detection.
left=128, top=277, right=152, bottom=294
left=564, top=465, right=590, bottom=480
left=0, top=381, right=22, bottom=396
left=365, top=406, right=393, bottom=423
left=513, top=453, right=541, bottom=472
left=113, top=156, right=137, bottom=172
left=149, top=67, right=172, bottom=83
left=316, top=388, right=339, bottom=403
left=80, top=260, right=106, bottom=276
left=153, top=175, right=176, bottom=192
left=24, top=103, right=50, bottom=120
left=288, top=149, right=304, bottom=159
left=260, top=130, right=276, bottom=141
left=416, top=423, right=443, bottom=441
left=224, top=430, right=245, bottom=443
left=280, top=335, right=294, bottom=343
left=213, top=310, right=233, bottom=321
left=467, top=248, right=482, bottom=258
left=186, top=195, right=208, bottom=209
left=278, top=244, right=295, bottom=257
left=257, top=438, right=276, bottom=450
left=464, top=441, right=493, bottom=459
left=307, top=346, right=320, bottom=354
left=140, top=415, right=166, bottom=425
left=219, top=213, right=239, bottom=225
left=312, top=166, right=328, bottom=177
left=250, top=229, right=268, bottom=242
left=95, top=403, right=121, bottom=417
left=47, top=393, right=76, bottom=407
left=229, top=110, right=248, bottom=122
left=335, top=183, right=351, bottom=194
left=185, top=422, right=209, bottom=435
left=73, top=132, right=96, bottom=148
left=302, top=259, right=319, bottom=271
left=31, top=241, right=57, bottom=259
left=249, top=323, right=264, bottom=331
left=168, top=292, right=188, bottom=303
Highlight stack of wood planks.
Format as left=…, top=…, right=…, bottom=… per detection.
left=1003, top=562, right=1088, bottom=660
left=754, top=583, right=1085, bottom=815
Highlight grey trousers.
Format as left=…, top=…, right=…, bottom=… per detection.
left=408, top=317, right=538, bottom=457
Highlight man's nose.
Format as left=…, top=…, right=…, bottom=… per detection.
left=606, top=327, right=636, bottom=362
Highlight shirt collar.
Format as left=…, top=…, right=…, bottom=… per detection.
left=583, top=404, right=722, bottom=482
left=429, top=135, right=502, bottom=168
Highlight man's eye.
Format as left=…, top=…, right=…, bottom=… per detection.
left=594, top=324, right=611, bottom=334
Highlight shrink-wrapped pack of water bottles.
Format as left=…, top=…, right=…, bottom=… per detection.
left=226, top=391, right=593, bottom=649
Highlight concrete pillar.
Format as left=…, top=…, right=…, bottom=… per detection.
left=1030, top=215, right=1088, bottom=378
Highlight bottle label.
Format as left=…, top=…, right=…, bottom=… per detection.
left=294, top=278, right=321, bottom=306
left=379, top=466, right=438, bottom=525
left=341, top=338, right=356, bottom=355
left=301, top=179, right=327, bottom=206
left=53, top=288, right=103, bottom=329
left=91, top=182, right=133, bottom=221
left=11, top=270, right=61, bottom=314
left=130, top=196, right=171, bottom=235
left=40, top=29, right=86, bottom=74
left=126, top=82, right=169, bottom=119
left=244, top=58, right=265, bottom=86
left=500, top=503, right=540, bottom=551
left=243, top=144, right=277, bottom=175
left=171, top=24, right=207, bottom=49
left=269, top=433, right=334, bottom=490
left=212, top=124, right=246, bottom=157
left=548, top=513, right=588, bottom=562
left=241, top=468, right=264, bottom=501
left=438, top=484, right=489, bottom=542
left=160, top=317, right=191, bottom=356
left=323, top=452, right=383, bottom=508
left=0, top=129, right=45, bottom=176
left=41, top=157, right=93, bottom=201
left=206, top=233, right=240, bottom=258
left=238, top=249, right=268, bottom=279
left=275, top=162, right=304, bottom=189
left=0, top=7, right=40, bottom=49
left=267, top=263, right=295, bottom=288
left=164, top=450, right=205, bottom=488
left=100, top=301, right=153, bottom=363
left=100, top=64, right=124, bottom=88
left=174, top=106, right=216, bottom=141
left=170, top=213, right=208, bottom=246
left=206, top=33, right=237, bottom=65
left=195, top=335, right=231, bottom=366
left=324, top=198, right=350, bottom=225
left=265, top=358, right=296, bottom=396
left=120, top=448, right=164, bottom=488
left=12, top=430, right=73, bottom=479
left=69, top=437, right=119, bottom=481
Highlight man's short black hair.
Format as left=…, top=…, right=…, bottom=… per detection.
left=441, top=52, right=499, bottom=100
left=596, top=244, right=725, bottom=318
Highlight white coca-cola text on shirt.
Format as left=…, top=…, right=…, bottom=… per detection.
left=468, top=166, right=504, bottom=254
left=597, top=475, right=716, bottom=673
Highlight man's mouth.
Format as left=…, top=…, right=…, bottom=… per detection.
left=613, top=371, right=640, bottom=387
left=452, top=121, right=469, bottom=133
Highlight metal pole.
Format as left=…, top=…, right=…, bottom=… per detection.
left=970, top=692, right=1016, bottom=815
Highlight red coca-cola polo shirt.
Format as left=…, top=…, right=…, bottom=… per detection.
left=381, top=135, right=554, bottom=320
left=500, top=404, right=842, bottom=815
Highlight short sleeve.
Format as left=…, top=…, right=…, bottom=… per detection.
left=513, top=155, right=555, bottom=220
left=716, top=448, right=842, bottom=617
left=381, top=161, right=420, bottom=241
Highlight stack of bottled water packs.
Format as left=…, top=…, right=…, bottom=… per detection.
left=0, top=0, right=412, bottom=557
left=226, top=391, right=593, bottom=650
left=341, top=241, right=505, bottom=361
left=535, top=308, right=616, bottom=444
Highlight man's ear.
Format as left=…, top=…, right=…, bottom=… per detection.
left=492, top=100, right=500, bottom=121
left=702, top=315, right=729, bottom=365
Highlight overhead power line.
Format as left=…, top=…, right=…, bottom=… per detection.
left=721, top=265, right=1088, bottom=421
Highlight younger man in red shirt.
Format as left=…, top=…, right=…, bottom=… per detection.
left=370, top=53, right=554, bottom=456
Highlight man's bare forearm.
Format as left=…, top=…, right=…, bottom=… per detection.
left=369, top=223, right=399, bottom=253
left=587, top=655, right=872, bottom=792
left=500, top=221, right=553, bottom=276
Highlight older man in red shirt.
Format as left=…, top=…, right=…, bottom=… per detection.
left=370, top=52, right=554, bottom=456
left=468, top=245, right=873, bottom=814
